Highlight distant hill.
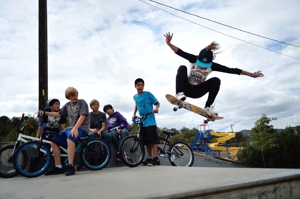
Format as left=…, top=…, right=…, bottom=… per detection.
left=239, top=126, right=299, bottom=135
left=239, top=129, right=250, bottom=135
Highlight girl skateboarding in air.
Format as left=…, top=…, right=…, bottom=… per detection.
left=164, top=32, right=264, bottom=116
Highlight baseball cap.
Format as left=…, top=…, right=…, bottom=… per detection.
left=196, top=48, right=213, bottom=68
left=48, top=98, right=60, bottom=106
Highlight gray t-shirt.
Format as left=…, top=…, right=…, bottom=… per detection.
left=59, top=99, right=90, bottom=133
left=89, top=111, right=107, bottom=130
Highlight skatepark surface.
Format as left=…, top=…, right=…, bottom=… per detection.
left=1, top=165, right=300, bottom=199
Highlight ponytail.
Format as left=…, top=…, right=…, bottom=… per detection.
left=206, top=41, right=220, bottom=60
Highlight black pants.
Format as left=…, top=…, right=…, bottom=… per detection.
left=176, top=65, right=220, bottom=108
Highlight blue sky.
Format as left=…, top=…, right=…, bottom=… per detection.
left=0, top=0, right=300, bottom=132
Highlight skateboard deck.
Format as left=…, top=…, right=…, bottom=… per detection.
left=165, top=94, right=224, bottom=122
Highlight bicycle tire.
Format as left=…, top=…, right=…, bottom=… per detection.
left=168, top=141, right=194, bottom=167
left=13, top=141, right=52, bottom=177
left=81, top=139, right=111, bottom=170
left=0, top=145, right=27, bottom=178
left=119, top=135, right=145, bottom=167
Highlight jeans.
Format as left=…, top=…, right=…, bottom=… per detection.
left=176, top=65, right=220, bottom=107
left=110, top=128, right=129, bottom=152
left=88, top=130, right=112, bottom=146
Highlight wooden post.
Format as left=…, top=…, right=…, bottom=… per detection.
left=38, top=0, right=48, bottom=110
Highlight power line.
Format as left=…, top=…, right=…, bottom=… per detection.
left=139, top=0, right=300, bottom=61
left=147, top=0, right=300, bottom=48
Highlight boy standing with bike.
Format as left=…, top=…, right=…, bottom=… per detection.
left=133, top=78, right=161, bottom=166
left=42, top=87, right=90, bottom=176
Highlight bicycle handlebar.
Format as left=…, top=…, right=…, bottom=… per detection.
left=132, top=112, right=152, bottom=125
left=16, top=113, right=25, bottom=133
left=16, top=113, right=35, bottom=133
left=109, top=126, right=120, bottom=131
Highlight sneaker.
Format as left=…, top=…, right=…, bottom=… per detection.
left=45, top=166, right=64, bottom=175
left=205, top=104, right=218, bottom=116
left=142, top=157, right=152, bottom=166
left=176, top=92, right=186, bottom=101
left=147, top=157, right=160, bottom=166
left=116, top=153, right=122, bottom=162
left=65, top=164, right=75, bottom=176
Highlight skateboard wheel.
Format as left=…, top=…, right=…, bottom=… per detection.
left=173, top=107, right=178, bottom=111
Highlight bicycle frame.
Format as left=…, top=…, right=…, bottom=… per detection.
left=7, top=112, right=72, bottom=163
left=10, top=132, right=69, bottom=160
left=120, top=112, right=194, bottom=167
left=134, top=113, right=185, bottom=159
left=158, top=134, right=185, bottom=159
left=32, top=129, right=87, bottom=164
left=31, top=117, right=107, bottom=162
left=133, top=113, right=184, bottom=158
left=5, top=114, right=45, bottom=161
left=2, top=113, right=110, bottom=178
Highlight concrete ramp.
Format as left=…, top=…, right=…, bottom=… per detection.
left=0, top=166, right=299, bottom=199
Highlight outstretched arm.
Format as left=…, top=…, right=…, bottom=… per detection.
left=241, top=70, right=264, bottom=78
left=164, top=32, right=178, bottom=53
left=43, top=111, right=61, bottom=117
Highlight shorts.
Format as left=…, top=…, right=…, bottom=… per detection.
left=52, top=128, right=88, bottom=147
left=140, top=126, right=160, bottom=146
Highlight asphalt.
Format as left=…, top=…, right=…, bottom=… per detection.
left=1, top=166, right=300, bottom=199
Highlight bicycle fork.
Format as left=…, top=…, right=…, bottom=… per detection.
left=7, top=141, right=20, bottom=163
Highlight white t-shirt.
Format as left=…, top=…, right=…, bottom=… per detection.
left=188, top=63, right=213, bottom=85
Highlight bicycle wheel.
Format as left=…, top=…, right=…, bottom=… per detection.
left=13, top=141, right=52, bottom=177
left=119, top=135, right=145, bottom=167
left=168, top=141, right=194, bottom=167
left=81, top=139, right=111, bottom=170
left=0, top=145, right=27, bottom=178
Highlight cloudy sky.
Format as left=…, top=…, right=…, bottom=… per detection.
left=1, top=0, right=299, bottom=132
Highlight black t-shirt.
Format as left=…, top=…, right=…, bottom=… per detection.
left=89, top=111, right=107, bottom=130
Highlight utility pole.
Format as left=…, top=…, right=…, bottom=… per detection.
left=38, top=0, right=48, bottom=110
left=231, top=125, right=234, bottom=133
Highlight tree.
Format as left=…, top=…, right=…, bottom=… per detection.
left=169, top=127, right=198, bottom=144
left=0, top=116, right=12, bottom=141
left=228, top=132, right=249, bottom=144
left=249, top=114, right=277, bottom=167
left=269, top=127, right=300, bottom=168
left=2, top=116, right=22, bottom=142
left=237, top=115, right=300, bottom=168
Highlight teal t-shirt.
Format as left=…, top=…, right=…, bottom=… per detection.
left=133, top=91, right=158, bottom=127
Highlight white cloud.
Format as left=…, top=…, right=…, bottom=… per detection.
left=1, top=0, right=300, bottom=132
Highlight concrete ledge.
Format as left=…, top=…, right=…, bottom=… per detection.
left=108, top=142, right=123, bottom=167
left=191, top=179, right=300, bottom=199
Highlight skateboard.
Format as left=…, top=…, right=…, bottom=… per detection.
left=165, top=94, right=224, bottom=123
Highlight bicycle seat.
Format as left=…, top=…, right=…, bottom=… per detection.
left=80, top=135, right=88, bottom=140
left=42, top=130, right=63, bottom=139
left=162, top=130, right=176, bottom=136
